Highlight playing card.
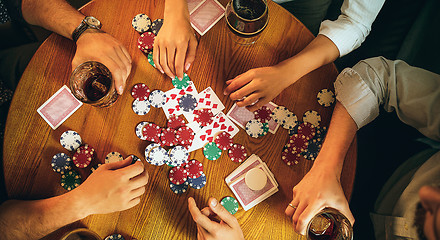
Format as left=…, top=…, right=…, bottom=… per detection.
left=37, top=85, right=83, bottom=130
left=226, top=102, right=280, bottom=134
left=162, top=81, right=198, bottom=118
left=190, top=0, right=225, bottom=36
left=196, top=87, right=225, bottom=115
left=188, top=0, right=204, bottom=13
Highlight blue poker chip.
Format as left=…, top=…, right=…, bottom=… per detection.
left=148, top=90, right=167, bottom=108
left=151, top=18, right=164, bottom=35
left=288, top=121, right=303, bottom=136
left=178, top=94, right=197, bottom=112
left=301, top=139, right=322, bottom=161
left=60, top=130, right=82, bottom=151
left=188, top=172, right=206, bottom=189
left=51, top=153, right=72, bottom=173
left=90, top=164, right=102, bottom=173
left=314, top=126, right=328, bottom=143
left=105, top=233, right=125, bottom=240
left=169, top=181, right=189, bottom=194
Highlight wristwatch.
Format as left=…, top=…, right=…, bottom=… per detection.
left=72, top=16, right=102, bottom=42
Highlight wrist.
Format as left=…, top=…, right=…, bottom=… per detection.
left=67, top=188, right=93, bottom=219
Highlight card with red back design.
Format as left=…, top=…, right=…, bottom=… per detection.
left=226, top=101, right=280, bottom=134
left=189, top=0, right=225, bottom=36
left=188, top=0, right=204, bottom=13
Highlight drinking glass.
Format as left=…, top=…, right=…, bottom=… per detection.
left=306, top=208, right=353, bottom=240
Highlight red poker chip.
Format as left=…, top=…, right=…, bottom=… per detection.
left=161, top=127, right=177, bottom=146
left=131, top=83, right=151, bottom=101
left=194, top=108, right=214, bottom=127
left=168, top=115, right=186, bottom=130
left=214, top=131, right=233, bottom=150
left=72, top=145, right=94, bottom=168
left=168, top=166, right=188, bottom=185
left=254, top=106, right=272, bottom=123
left=228, top=143, right=247, bottom=163
left=142, top=123, right=161, bottom=142
left=176, top=126, right=194, bottom=145
left=138, top=32, right=155, bottom=52
left=297, top=122, right=316, bottom=140
left=286, top=134, right=309, bottom=152
left=281, top=148, right=301, bottom=166
left=184, top=159, right=203, bottom=179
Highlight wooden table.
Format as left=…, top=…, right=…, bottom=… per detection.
left=3, top=0, right=356, bottom=239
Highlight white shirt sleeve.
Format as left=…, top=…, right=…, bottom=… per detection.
left=319, top=0, right=385, bottom=57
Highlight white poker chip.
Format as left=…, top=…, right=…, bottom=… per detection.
left=132, top=99, right=151, bottom=115
left=105, top=152, right=123, bottom=164
left=135, top=121, right=149, bottom=140
left=245, top=119, right=264, bottom=138
left=303, top=110, right=321, bottom=127
left=147, top=146, right=169, bottom=166
left=132, top=13, right=151, bottom=33
left=60, top=130, right=82, bottom=151
left=144, top=143, right=161, bottom=162
left=168, top=146, right=189, bottom=166
left=317, top=89, right=335, bottom=107
left=282, top=113, right=299, bottom=130
left=245, top=168, right=267, bottom=191
left=148, top=90, right=167, bottom=108
left=270, top=106, right=291, bottom=125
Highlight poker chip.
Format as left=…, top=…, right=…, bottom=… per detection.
left=60, top=170, right=81, bottom=191
left=188, top=172, right=206, bottom=189
left=132, top=99, right=151, bottom=115
left=168, top=115, right=186, bottom=129
left=317, top=89, right=335, bottom=107
left=297, top=122, right=316, bottom=140
left=221, top=196, right=239, bottom=215
left=245, top=168, right=267, bottom=190
left=259, top=122, right=269, bottom=137
left=288, top=121, right=302, bottom=136
left=130, top=155, right=141, bottom=164
left=169, top=146, right=189, bottom=166
left=286, top=133, right=309, bottom=153
left=51, top=153, right=72, bottom=173
left=72, top=144, right=94, bottom=168
left=161, top=127, right=177, bottom=146
left=105, top=152, right=123, bottom=164
left=303, top=110, right=321, bottom=127
left=138, top=32, right=155, bottom=53
left=135, top=121, right=149, bottom=140
left=172, top=73, right=190, bottom=89
left=132, top=13, right=151, bottom=33
left=151, top=18, right=164, bottom=35
left=282, top=113, right=299, bottom=130
left=144, top=143, right=161, bottom=161
left=245, top=119, right=264, bottom=138
left=281, top=148, right=301, bottom=166
left=169, top=166, right=188, bottom=185
left=131, top=83, right=151, bottom=101
left=142, top=122, right=161, bottom=142
left=270, top=106, right=292, bottom=125
left=314, top=126, right=328, bottom=143
left=105, top=234, right=125, bottom=240
left=254, top=106, right=272, bottom=123
left=60, top=130, right=82, bottom=151
left=203, top=142, right=222, bottom=160
left=214, top=131, right=233, bottom=150
left=194, top=108, right=214, bottom=126
left=302, top=139, right=322, bottom=161
left=169, top=181, right=189, bottom=194
left=176, top=126, right=195, bottom=145
left=147, top=146, right=169, bottom=166
left=185, top=159, right=203, bottom=179
left=148, top=90, right=167, bottom=108
left=147, top=52, right=155, bottom=68
left=178, top=94, right=197, bottom=112
left=228, top=143, right=247, bottom=163
left=90, top=164, right=102, bottom=173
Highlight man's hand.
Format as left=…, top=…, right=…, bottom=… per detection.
left=188, top=197, right=244, bottom=240
left=73, top=156, right=148, bottom=218
left=72, top=30, right=132, bottom=95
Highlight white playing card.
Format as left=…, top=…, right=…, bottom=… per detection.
left=190, top=0, right=225, bottom=36
left=37, top=85, right=83, bottom=130
left=226, top=102, right=280, bottom=134
left=196, top=87, right=225, bottom=115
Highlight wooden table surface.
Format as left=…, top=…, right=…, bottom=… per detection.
left=3, top=0, right=356, bottom=239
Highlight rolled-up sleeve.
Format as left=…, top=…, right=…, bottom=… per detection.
left=319, top=0, right=385, bottom=57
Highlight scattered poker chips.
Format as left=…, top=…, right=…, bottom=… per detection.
left=144, top=143, right=161, bottom=161
left=169, top=181, right=189, bottom=194
left=105, top=234, right=125, bottom=240
left=245, top=119, right=264, bottom=138
left=270, top=106, right=292, bottom=125
left=194, top=108, right=214, bottom=126
left=132, top=13, right=151, bottom=33
left=228, top=143, right=247, bottom=163
left=288, top=121, right=302, bottom=136
left=254, top=106, right=272, bottom=123
left=132, top=99, right=151, bottom=115
left=51, top=153, right=72, bottom=173
left=317, top=89, right=335, bottom=107
left=60, top=130, right=82, bottom=151
left=168, top=145, right=189, bottom=166
left=185, top=159, right=203, bottom=179
left=282, top=113, right=299, bottom=130
left=135, top=121, right=149, bottom=140
left=286, top=134, right=309, bottom=152
left=161, top=127, right=177, bottom=146
left=168, top=115, right=186, bottom=129
left=142, top=122, right=161, bottom=142
left=172, top=73, right=190, bottom=89
left=214, top=131, right=233, bottom=150
left=138, top=32, right=155, bottom=53
left=147, top=52, right=155, bottom=68
left=303, top=110, right=321, bottom=127
left=188, top=172, right=206, bottom=189
left=61, top=170, right=81, bottom=191
left=105, top=152, right=123, bottom=164
left=151, top=18, right=164, bottom=35
left=179, top=94, right=197, bottom=112
left=302, top=139, right=322, bottom=161
left=148, top=90, right=167, bottom=108
left=176, top=126, right=194, bottom=145
left=281, top=148, right=301, bottom=166
left=297, top=122, right=316, bottom=140
left=169, top=166, right=188, bottom=185
left=221, top=196, right=239, bottom=215
left=72, top=144, right=94, bottom=168
left=131, top=83, right=151, bottom=101
left=147, top=145, right=169, bottom=166
left=203, top=142, right=222, bottom=160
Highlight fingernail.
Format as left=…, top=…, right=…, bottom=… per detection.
left=211, top=198, right=218, bottom=207
left=119, top=86, right=124, bottom=94
left=179, top=77, right=183, bottom=81
left=185, top=63, right=191, bottom=71
left=223, top=91, right=227, bottom=95
left=160, top=69, right=164, bottom=74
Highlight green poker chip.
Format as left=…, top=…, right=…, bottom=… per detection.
left=259, top=122, right=269, bottom=137
left=147, top=52, right=155, bottom=68
left=221, top=196, right=239, bottom=215
left=203, top=142, right=222, bottom=160
left=61, top=170, right=82, bottom=191
left=172, top=73, right=190, bottom=89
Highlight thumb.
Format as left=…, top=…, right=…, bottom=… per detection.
left=101, top=155, right=132, bottom=170
left=208, top=197, right=237, bottom=227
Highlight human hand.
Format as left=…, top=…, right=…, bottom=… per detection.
left=153, top=10, right=197, bottom=80
left=284, top=162, right=354, bottom=235
left=73, top=156, right=148, bottom=217
left=188, top=197, right=244, bottom=240
left=72, top=30, right=132, bottom=95
left=223, top=65, right=293, bottom=112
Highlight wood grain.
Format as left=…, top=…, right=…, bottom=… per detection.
left=3, top=0, right=356, bottom=239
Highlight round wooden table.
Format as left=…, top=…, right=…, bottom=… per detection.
left=3, top=0, right=356, bottom=239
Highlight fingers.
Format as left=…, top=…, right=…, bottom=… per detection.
left=129, top=168, right=149, bottom=189
left=175, top=42, right=188, bottom=80
left=223, top=72, right=253, bottom=97
left=130, top=185, right=146, bottom=199
left=152, top=46, right=164, bottom=74
left=295, top=204, right=323, bottom=235
left=101, top=156, right=133, bottom=170
left=115, top=159, right=145, bottom=179
left=246, top=96, right=269, bottom=112
left=207, top=197, right=238, bottom=227
left=159, top=46, right=174, bottom=79
left=167, top=47, right=177, bottom=77
left=184, top=37, right=198, bottom=72
left=285, top=200, right=298, bottom=218
left=188, top=197, right=217, bottom=233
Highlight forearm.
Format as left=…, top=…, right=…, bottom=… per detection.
left=21, top=0, right=84, bottom=39
left=164, top=0, right=190, bottom=21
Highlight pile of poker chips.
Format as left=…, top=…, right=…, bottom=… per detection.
left=131, top=13, right=164, bottom=54
left=243, top=106, right=272, bottom=138
left=168, top=159, right=207, bottom=194
left=130, top=83, right=172, bottom=116
left=202, top=131, right=248, bottom=163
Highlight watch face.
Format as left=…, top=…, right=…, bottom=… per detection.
left=85, top=16, right=101, bottom=28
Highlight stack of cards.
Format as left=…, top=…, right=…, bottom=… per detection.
left=188, top=0, right=225, bottom=36
left=226, top=154, right=278, bottom=211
